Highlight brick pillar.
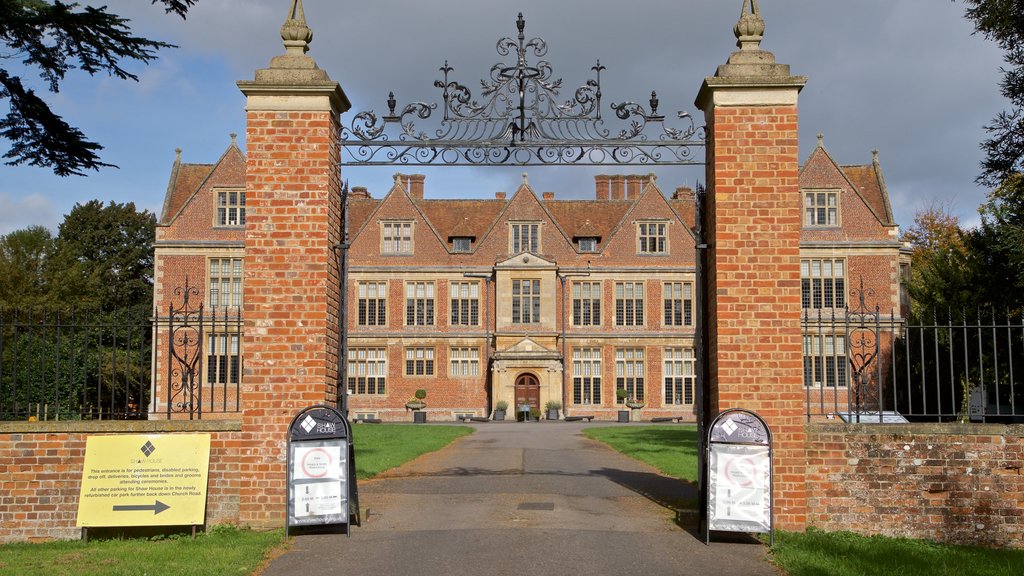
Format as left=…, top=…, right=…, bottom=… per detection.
left=695, top=3, right=808, bottom=530
left=235, top=1, right=350, bottom=527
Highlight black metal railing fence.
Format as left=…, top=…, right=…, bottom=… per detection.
left=803, top=305, right=1024, bottom=423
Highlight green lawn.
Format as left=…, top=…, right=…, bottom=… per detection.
left=0, top=526, right=283, bottom=576
left=0, top=423, right=471, bottom=576
left=770, top=528, right=1024, bottom=576
left=583, top=425, right=699, bottom=482
left=584, top=426, right=1024, bottom=575
left=352, top=423, right=472, bottom=479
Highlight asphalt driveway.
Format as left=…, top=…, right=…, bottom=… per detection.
left=259, top=421, right=778, bottom=576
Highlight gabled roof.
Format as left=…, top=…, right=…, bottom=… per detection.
left=158, top=140, right=244, bottom=226
left=159, top=155, right=214, bottom=225
left=840, top=156, right=895, bottom=225
left=800, top=137, right=896, bottom=227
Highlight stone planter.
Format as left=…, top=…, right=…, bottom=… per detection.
left=547, top=409, right=559, bottom=421
left=492, top=410, right=506, bottom=421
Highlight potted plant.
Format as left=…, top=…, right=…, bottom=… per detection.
left=407, top=389, right=427, bottom=422
left=626, top=394, right=645, bottom=422
left=616, top=388, right=630, bottom=423
left=544, top=400, right=561, bottom=421
left=493, top=400, right=508, bottom=421
left=529, top=407, right=541, bottom=422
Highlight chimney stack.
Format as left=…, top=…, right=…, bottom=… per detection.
left=610, top=175, right=626, bottom=200
left=595, top=175, right=610, bottom=200
left=672, top=186, right=693, bottom=200
left=495, top=191, right=507, bottom=200
left=407, top=174, right=425, bottom=199
left=350, top=186, right=371, bottom=199
left=542, top=192, right=555, bottom=200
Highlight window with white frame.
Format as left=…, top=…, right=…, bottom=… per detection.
left=405, top=347, right=435, bottom=376
left=208, top=258, right=242, bottom=308
left=572, top=348, right=602, bottom=405
left=357, top=281, right=387, bottom=326
left=615, top=348, right=645, bottom=403
left=510, top=222, right=540, bottom=254
left=512, top=279, right=541, bottom=324
left=663, top=282, right=693, bottom=327
left=382, top=221, right=413, bottom=254
left=572, top=281, right=601, bottom=326
left=801, top=259, right=846, bottom=309
left=216, top=190, right=245, bottom=227
left=449, top=347, right=480, bottom=377
left=348, top=348, right=386, bottom=395
left=663, top=347, right=695, bottom=406
left=405, top=281, right=435, bottom=326
left=206, top=333, right=240, bottom=388
left=450, top=281, right=480, bottom=326
left=804, top=191, right=839, bottom=227
left=637, top=221, right=667, bottom=254
left=615, top=281, right=644, bottom=326
left=803, top=334, right=847, bottom=388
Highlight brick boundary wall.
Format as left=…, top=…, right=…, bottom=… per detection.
left=0, top=421, right=243, bottom=543
left=806, top=422, right=1024, bottom=548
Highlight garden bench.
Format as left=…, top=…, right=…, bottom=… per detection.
left=563, top=415, right=595, bottom=422
left=650, top=417, right=685, bottom=423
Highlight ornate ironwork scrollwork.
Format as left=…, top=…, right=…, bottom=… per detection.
left=167, top=277, right=204, bottom=418
left=340, top=13, right=705, bottom=166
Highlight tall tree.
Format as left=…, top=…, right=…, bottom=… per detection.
left=0, top=224, right=54, bottom=312
left=962, top=0, right=1024, bottom=187
left=0, top=0, right=197, bottom=176
left=901, top=206, right=980, bottom=315
left=49, top=200, right=156, bottom=322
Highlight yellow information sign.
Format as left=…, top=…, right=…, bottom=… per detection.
left=76, top=434, right=211, bottom=527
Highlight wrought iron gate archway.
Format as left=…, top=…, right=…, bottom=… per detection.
left=335, top=12, right=711, bottom=424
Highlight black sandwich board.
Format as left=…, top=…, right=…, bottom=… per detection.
left=286, top=405, right=360, bottom=536
left=705, top=408, right=773, bottom=545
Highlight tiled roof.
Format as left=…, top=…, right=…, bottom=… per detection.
left=416, top=199, right=506, bottom=242
left=841, top=164, right=894, bottom=225
left=543, top=200, right=633, bottom=249
left=160, top=163, right=214, bottom=225
left=347, top=198, right=381, bottom=236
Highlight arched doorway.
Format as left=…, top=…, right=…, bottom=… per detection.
left=514, top=373, right=541, bottom=418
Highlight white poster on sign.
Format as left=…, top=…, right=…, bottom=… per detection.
left=708, top=443, right=771, bottom=533
left=288, top=439, right=349, bottom=527
left=292, top=444, right=344, bottom=481
left=293, top=480, right=344, bottom=517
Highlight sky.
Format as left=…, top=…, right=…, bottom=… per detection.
left=0, top=0, right=1009, bottom=235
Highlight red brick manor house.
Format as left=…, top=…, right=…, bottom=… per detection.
left=151, top=136, right=904, bottom=422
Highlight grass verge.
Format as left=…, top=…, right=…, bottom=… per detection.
left=583, top=425, right=699, bottom=482
left=770, top=528, right=1024, bottom=576
left=0, top=525, right=284, bottom=576
left=353, top=423, right=473, bottom=479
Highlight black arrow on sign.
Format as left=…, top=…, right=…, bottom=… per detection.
left=112, top=500, right=170, bottom=515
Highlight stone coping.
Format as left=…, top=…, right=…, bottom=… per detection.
left=807, top=421, right=1024, bottom=437
left=0, top=419, right=242, bottom=434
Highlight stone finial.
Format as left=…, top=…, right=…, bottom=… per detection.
left=872, top=149, right=880, bottom=164
left=817, top=133, right=824, bottom=147
left=734, top=0, right=765, bottom=50
left=522, top=172, right=529, bottom=185
left=230, top=132, right=238, bottom=145
left=174, top=147, right=182, bottom=160
left=280, top=0, right=313, bottom=55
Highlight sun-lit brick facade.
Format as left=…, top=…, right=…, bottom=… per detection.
left=153, top=142, right=903, bottom=426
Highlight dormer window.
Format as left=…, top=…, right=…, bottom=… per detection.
left=452, top=237, right=472, bottom=253
left=216, top=190, right=245, bottom=227
left=578, top=237, right=598, bottom=253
